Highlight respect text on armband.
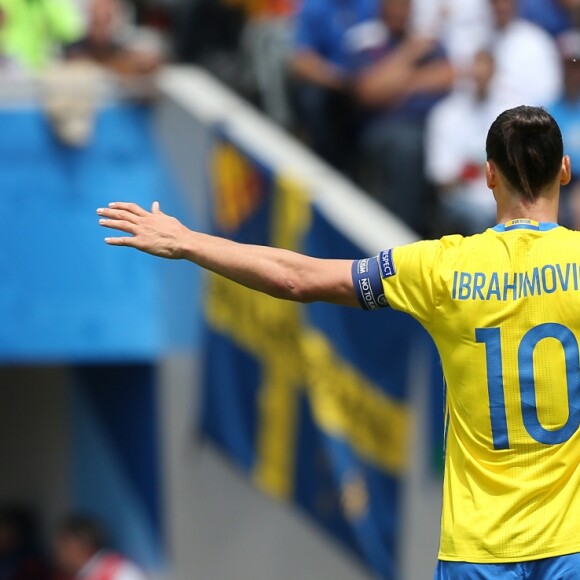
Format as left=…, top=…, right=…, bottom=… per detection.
left=379, top=249, right=396, bottom=279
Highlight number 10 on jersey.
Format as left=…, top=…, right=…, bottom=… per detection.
left=476, top=323, right=580, bottom=450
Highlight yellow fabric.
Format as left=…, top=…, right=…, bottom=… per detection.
left=0, top=0, right=83, bottom=70
left=382, top=222, right=580, bottom=562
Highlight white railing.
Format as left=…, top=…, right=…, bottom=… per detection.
left=156, top=65, right=417, bottom=255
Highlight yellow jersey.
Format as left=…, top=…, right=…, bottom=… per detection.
left=353, top=219, right=580, bottom=562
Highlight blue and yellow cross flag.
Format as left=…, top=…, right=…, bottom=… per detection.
left=200, top=132, right=424, bottom=579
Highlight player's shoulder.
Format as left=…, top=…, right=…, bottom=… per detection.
left=394, top=224, right=580, bottom=262
left=550, top=224, right=580, bottom=236
left=446, top=224, right=580, bottom=250
left=405, top=230, right=497, bottom=264
left=431, top=232, right=481, bottom=264
left=390, top=235, right=462, bottom=274
left=395, top=233, right=465, bottom=258
left=543, top=225, right=580, bottom=247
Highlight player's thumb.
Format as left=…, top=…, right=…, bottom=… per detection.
left=151, top=201, right=161, bottom=214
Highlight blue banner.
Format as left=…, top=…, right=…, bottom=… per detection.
left=72, top=364, right=164, bottom=571
left=0, top=105, right=189, bottom=363
left=200, top=132, right=424, bottom=579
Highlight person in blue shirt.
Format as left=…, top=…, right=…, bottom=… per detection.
left=291, top=0, right=453, bottom=235
left=352, top=0, right=453, bottom=234
left=290, top=0, right=380, bottom=175
left=520, top=0, right=574, bottom=37
left=293, top=0, right=380, bottom=76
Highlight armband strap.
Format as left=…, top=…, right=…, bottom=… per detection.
left=352, top=256, right=389, bottom=310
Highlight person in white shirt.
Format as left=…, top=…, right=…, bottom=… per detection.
left=55, top=515, right=147, bottom=580
left=426, top=50, right=503, bottom=234
left=489, top=0, right=563, bottom=108
left=411, top=0, right=493, bottom=69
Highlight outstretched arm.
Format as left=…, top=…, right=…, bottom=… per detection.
left=97, top=202, right=359, bottom=307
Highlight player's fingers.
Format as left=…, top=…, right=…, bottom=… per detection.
left=107, top=202, right=148, bottom=216
left=105, top=236, right=136, bottom=247
left=99, top=219, right=137, bottom=234
left=151, top=201, right=162, bottom=214
left=96, top=208, right=140, bottom=223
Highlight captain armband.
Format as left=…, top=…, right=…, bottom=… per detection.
left=352, top=254, right=391, bottom=311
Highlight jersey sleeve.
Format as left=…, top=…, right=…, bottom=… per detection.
left=352, top=240, right=442, bottom=327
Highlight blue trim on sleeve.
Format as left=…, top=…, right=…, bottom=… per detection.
left=352, top=256, right=389, bottom=311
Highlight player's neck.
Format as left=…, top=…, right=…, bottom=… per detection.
left=496, top=193, right=559, bottom=225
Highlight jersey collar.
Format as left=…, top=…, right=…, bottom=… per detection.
left=493, top=219, right=559, bottom=232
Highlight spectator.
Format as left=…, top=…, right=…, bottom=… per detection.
left=66, top=0, right=161, bottom=76
left=411, top=0, right=493, bottom=69
left=488, top=0, right=562, bottom=108
left=55, top=515, right=146, bottom=580
left=40, top=61, right=103, bottom=146
left=236, top=0, right=298, bottom=126
left=172, top=0, right=246, bottom=90
left=549, top=30, right=580, bottom=224
left=426, top=50, right=501, bottom=235
left=292, top=0, right=452, bottom=231
left=519, top=0, right=574, bottom=37
left=290, top=0, right=380, bottom=174
left=0, top=505, right=51, bottom=580
left=550, top=31, right=580, bottom=180
left=354, top=0, right=454, bottom=233
left=0, top=0, right=83, bottom=71
left=568, top=179, right=580, bottom=228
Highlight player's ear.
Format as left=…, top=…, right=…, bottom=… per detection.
left=561, top=155, right=572, bottom=186
left=486, top=161, right=496, bottom=190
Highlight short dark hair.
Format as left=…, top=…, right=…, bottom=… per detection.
left=486, top=106, right=563, bottom=202
left=58, top=515, right=107, bottom=552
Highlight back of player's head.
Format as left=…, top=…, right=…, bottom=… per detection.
left=486, top=106, right=563, bottom=202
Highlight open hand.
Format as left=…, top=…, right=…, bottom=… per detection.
left=97, top=201, right=190, bottom=259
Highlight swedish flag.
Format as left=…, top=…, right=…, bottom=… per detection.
left=200, top=132, right=422, bottom=579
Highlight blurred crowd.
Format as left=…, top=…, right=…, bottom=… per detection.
left=2, top=0, right=580, bottom=235
left=174, top=0, right=580, bottom=236
left=0, top=0, right=164, bottom=76
left=0, top=505, right=145, bottom=580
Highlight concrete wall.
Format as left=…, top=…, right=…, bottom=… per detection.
left=157, top=356, right=441, bottom=580
left=159, top=356, right=373, bottom=580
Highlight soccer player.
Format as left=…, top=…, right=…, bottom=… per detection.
left=98, top=105, right=580, bottom=579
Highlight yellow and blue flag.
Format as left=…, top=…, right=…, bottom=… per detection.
left=200, top=132, right=423, bottom=579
